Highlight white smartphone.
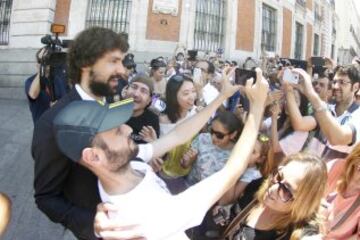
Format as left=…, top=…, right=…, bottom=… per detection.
left=193, top=67, right=202, bottom=84
left=283, top=68, right=299, bottom=84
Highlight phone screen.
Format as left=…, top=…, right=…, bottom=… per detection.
left=234, top=69, right=257, bottom=86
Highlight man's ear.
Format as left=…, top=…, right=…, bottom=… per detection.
left=81, top=66, right=91, bottom=78
left=82, top=147, right=98, bottom=165
left=352, top=82, right=359, bottom=93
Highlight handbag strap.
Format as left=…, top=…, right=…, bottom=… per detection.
left=222, top=199, right=257, bottom=239
left=331, top=194, right=360, bottom=231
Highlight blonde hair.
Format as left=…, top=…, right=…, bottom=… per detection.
left=255, top=153, right=327, bottom=239
left=337, top=143, right=360, bottom=194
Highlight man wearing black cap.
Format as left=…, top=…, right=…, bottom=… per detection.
left=32, top=27, right=129, bottom=240
left=53, top=68, right=268, bottom=239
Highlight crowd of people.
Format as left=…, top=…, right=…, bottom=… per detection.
left=15, top=26, right=360, bottom=240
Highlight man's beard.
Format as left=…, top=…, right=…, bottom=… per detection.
left=106, top=139, right=139, bottom=173
left=89, top=69, right=118, bottom=97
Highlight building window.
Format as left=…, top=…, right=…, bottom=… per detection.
left=261, top=4, right=277, bottom=52
left=294, top=22, right=304, bottom=59
left=296, top=0, right=306, bottom=7
left=0, top=0, right=13, bottom=45
left=85, top=0, right=132, bottom=33
left=313, top=34, right=319, bottom=56
left=193, top=0, right=226, bottom=52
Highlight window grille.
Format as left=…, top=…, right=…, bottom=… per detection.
left=294, top=22, right=304, bottom=59
left=261, top=4, right=277, bottom=52
left=313, top=34, right=319, bottom=56
left=193, top=0, right=226, bottom=52
left=296, top=0, right=306, bottom=7
left=85, top=0, right=132, bottom=33
left=0, top=0, right=12, bottom=45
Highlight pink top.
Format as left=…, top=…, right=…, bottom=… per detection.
left=322, top=159, right=360, bottom=239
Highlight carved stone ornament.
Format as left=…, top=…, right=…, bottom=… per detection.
left=152, top=0, right=179, bottom=16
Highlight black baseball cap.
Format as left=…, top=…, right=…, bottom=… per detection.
left=54, top=99, right=134, bottom=162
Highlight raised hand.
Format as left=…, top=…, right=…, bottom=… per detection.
left=94, top=202, right=146, bottom=240
left=148, top=157, right=164, bottom=173
left=220, top=67, right=241, bottom=98
left=292, top=68, right=316, bottom=98
left=244, top=68, right=269, bottom=109
left=180, top=148, right=198, bottom=168
left=139, top=126, right=157, bottom=143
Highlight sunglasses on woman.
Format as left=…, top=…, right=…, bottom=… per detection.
left=269, top=168, right=294, bottom=203
left=210, top=128, right=230, bottom=140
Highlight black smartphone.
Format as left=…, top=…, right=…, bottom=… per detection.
left=311, top=56, right=325, bottom=67
left=235, top=68, right=257, bottom=86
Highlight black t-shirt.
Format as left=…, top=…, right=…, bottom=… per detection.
left=126, top=109, right=160, bottom=144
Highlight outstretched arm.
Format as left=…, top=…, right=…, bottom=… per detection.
left=293, top=68, right=355, bottom=146
left=284, top=82, right=317, bottom=132
left=178, top=68, right=268, bottom=212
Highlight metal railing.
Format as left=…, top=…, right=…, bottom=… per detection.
left=0, top=0, right=12, bottom=45
left=85, top=0, right=132, bottom=33
left=193, top=0, right=226, bottom=52
left=296, top=0, right=306, bottom=8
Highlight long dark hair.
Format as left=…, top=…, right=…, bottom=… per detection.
left=164, top=75, right=193, bottom=123
left=212, top=111, right=244, bottom=141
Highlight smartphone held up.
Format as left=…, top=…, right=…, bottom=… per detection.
left=234, top=68, right=257, bottom=86
left=283, top=68, right=299, bottom=85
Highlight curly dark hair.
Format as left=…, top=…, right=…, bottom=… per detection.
left=67, top=27, right=129, bottom=85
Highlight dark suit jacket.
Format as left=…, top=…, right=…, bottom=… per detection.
left=32, top=88, right=100, bottom=240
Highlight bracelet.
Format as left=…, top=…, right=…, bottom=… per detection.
left=313, top=101, right=328, bottom=113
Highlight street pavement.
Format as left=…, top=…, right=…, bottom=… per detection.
left=0, top=89, right=75, bottom=240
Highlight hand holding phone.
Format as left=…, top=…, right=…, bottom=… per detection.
left=283, top=68, right=299, bottom=84
left=234, top=68, right=257, bottom=86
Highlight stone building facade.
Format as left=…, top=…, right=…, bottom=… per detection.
left=0, top=0, right=338, bottom=86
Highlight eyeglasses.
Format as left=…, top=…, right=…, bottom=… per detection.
left=269, top=168, right=294, bottom=203
left=210, top=128, right=230, bottom=140
left=332, top=79, right=352, bottom=86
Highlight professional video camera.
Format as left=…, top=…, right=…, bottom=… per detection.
left=38, top=24, right=71, bottom=101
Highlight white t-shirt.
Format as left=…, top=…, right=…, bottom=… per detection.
left=159, top=108, right=196, bottom=136
left=98, top=161, right=210, bottom=240
left=327, top=104, right=360, bottom=154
